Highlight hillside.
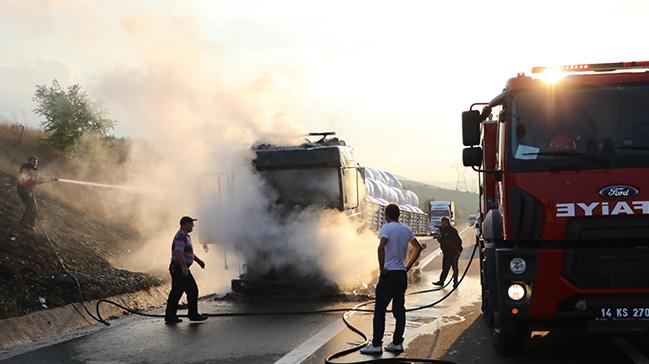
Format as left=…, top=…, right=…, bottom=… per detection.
left=0, top=169, right=162, bottom=319
left=0, top=123, right=162, bottom=319
left=400, top=179, right=478, bottom=223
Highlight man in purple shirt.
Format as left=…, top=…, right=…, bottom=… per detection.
left=164, top=216, right=207, bottom=324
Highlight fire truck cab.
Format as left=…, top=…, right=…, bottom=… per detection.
left=462, top=62, right=649, bottom=355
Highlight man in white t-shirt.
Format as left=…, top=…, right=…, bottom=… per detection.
left=360, top=204, right=423, bottom=355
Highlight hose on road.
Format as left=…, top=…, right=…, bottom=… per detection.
left=91, top=243, right=478, bottom=364
left=35, top=200, right=477, bottom=364
left=323, top=241, right=478, bottom=364
left=33, top=193, right=111, bottom=326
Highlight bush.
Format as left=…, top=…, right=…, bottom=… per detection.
left=33, top=80, right=116, bottom=151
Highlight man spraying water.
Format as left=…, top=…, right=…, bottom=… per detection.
left=15, top=156, right=53, bottom=230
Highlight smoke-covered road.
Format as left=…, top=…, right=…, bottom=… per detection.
left=3, top=225, right=649, bottom=364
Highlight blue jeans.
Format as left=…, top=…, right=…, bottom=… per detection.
left=372, top=270, right=407, bottom=347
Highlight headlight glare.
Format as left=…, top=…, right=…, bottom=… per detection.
left=507, top=283, right=525, bottom=301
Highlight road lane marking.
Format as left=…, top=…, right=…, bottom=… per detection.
left=276, top=225, right=474, bottom=363
left=612, top=337, right=649, bottom=364
left=457, top=225, right=471, bottom=238
left=419, top=225, right=472, bottom=270
left=418, top=248, right=443, bottom=269
left=274, top=318, right=346, bottom=364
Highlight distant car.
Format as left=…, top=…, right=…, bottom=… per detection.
left=468, top=214, right=478, bottom=227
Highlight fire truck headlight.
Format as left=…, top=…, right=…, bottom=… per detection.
left=507, top=283, right=526, bottom=301
left=509, top=257, right=527, bottom=275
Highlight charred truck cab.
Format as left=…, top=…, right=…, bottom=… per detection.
left=462, top=62, right=649, bottom=355
left=231, top=133, right=365, bottom=292
left=254, top=132, right=364, bottom=216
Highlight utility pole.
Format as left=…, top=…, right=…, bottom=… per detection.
left=453, top=163, right=468, bottom=192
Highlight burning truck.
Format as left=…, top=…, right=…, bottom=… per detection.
left=230, top=132, right=427, bottom=292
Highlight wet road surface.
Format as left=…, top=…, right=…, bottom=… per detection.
left=3, top=225, right=649, bottom=363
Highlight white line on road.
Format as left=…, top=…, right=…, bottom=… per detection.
left=274, top=318, right=346, bottom=364
left=419, top=225, right=472, bottom=270
left=612, top=337, right=649, bottom=364
left=418, top=248, right=443, bottom=269
left=275, top=224, right=474, bottom=364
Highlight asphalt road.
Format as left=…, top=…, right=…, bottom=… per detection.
left=3, top=224, right=649, bottom=364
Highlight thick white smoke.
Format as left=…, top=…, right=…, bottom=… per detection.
left=41, top=2, right=381, bottom=293
left=197, top=147, right=377, bottom=290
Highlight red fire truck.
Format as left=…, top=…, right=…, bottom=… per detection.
left=462, top=61, right=649, bottom=355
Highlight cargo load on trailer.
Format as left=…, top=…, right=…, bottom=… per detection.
left=364, top=166, right=428, bottom=236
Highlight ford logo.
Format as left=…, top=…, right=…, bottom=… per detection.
left=599, top=185, right=639, bottom=199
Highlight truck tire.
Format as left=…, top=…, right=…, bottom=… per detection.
left=491, top=325, right=527, bottom=356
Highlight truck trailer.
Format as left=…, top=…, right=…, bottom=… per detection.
left=462, top=61, right=649, bottom=355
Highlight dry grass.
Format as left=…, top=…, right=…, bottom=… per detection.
left=0, top=122, right=64, bottom=176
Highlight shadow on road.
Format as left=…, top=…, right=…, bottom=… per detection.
left=440, top=313, right=635, bottom=364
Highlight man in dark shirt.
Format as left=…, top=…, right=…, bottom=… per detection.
left=164, top=216, right=208, bottom=324
left=16, top=156, right=41, bottom=229
left=432, top=217, right=463, bottom=288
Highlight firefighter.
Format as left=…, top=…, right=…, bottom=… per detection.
left=16, top=156, right=41, bottom=230
left=432, top=217, right=462, bottom=288
left=164, top=216, right=208, bottom=324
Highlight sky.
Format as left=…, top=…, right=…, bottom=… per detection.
left=1, top=0, right=649, bottom=186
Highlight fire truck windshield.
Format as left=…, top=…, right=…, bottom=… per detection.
left=509, top=83, right=649, bottom=171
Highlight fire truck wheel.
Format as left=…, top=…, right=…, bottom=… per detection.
left=491, top=326, right=527, bottom=356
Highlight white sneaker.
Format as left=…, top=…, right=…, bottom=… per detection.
left=384, top=342, right=404, bottom=353
left=359, top=344, right=383, bottom=355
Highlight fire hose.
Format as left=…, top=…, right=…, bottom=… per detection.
left=32, top=188, right=477, bottom=364
left=94, top=244, right=476, bottom=364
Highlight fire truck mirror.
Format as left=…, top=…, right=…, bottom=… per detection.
left=463, top=147, right=483, bottom=167
left=462, top=110, right=481, bottom=146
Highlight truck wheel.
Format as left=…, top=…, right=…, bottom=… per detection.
left=491, top=326, right=527, bottom=356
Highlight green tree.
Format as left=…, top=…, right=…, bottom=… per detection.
left=33, top=80, right=116, bottom=151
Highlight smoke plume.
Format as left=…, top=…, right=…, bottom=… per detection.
left=22, top=1, right=379, bottom=293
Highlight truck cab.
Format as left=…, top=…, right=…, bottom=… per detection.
left=254, top=133, right=364, bottom=216
left=231, top=133, right=365, bottom=293
left=462, top=62, right=649, bottom=355
left=429, top=200, right=456, bottom=236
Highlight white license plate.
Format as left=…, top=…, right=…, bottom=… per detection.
left=598, top=307, right=649, bottom=320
